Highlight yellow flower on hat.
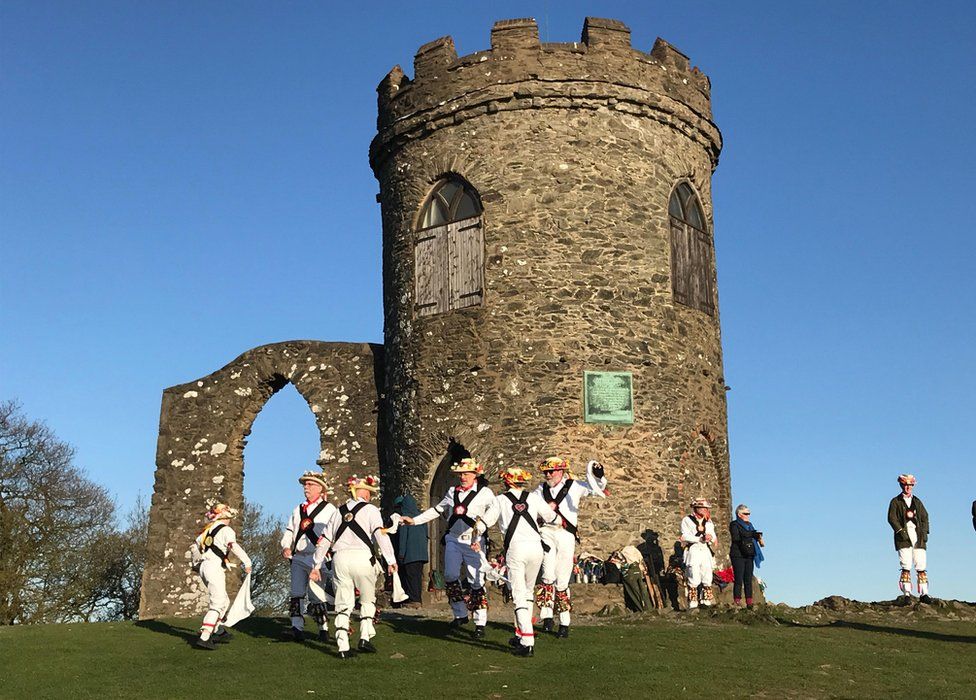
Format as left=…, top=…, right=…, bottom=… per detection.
left=539, top=456, right=569, bottom=473
left=347, top=474, right=380, bottom=495
left=501, top=467, right=533, bottom=486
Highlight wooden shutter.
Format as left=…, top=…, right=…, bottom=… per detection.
left=691, top=228, right=715, bottom=315
left=669, top=216, right=691, bottom=307
left=415, top=224, right=448, bottom=317
left=447, top=216, right=483, bottom=310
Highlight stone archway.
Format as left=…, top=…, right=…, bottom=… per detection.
left=139, top=340, right=383, bottom=618
left=426, top=439, right=471, bottom=577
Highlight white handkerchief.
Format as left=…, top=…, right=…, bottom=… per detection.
left=223, top=573, right=254, bottom=627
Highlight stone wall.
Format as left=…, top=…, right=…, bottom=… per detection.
left=372, top=18, right=732, bottom=561
left=140, top=341, right=383, bottom=618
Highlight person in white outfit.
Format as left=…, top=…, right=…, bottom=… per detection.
left=887, top=473, right=931, bottom=601
left=281, top=470, right=338, bottom=642
left=192, top=502, right=252, bottom=650
left=311, top=475, right=396, bottom=659
left=533, top=457, right=608, bottom=638
left=680, top=497, right=717, bottom=609
left=402, top=457, right=499, bottom=637
left=485, top=467, right=559, bottom=657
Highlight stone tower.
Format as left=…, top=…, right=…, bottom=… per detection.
left=371, top=17, right=730, bottom=560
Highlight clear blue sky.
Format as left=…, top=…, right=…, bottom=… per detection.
left=2, top=2, right=973, bottom=606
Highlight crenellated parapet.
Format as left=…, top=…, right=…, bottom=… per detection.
left=370, top=17, right=721, bottom=171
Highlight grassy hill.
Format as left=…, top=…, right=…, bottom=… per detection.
left=2, top=605, right=974, bottom=699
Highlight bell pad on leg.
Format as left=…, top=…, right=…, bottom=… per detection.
left=467, top=586, right=488, bottom=611
left=554, top=588, right=572, bottom=613
left=289, top=597, right=304, bottom=617
left=446, top=579, right=465, bottom=604
left=535, top=583, right=554, bottom=608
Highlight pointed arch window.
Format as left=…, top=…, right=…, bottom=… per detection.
left=414, top=178, right=484, bottom=317
left=668, top=182, right=715, bottom=315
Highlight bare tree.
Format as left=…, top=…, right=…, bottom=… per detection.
left=0, top=400, right=117, bottom=624
left=239, top=500, right=289, bottom=615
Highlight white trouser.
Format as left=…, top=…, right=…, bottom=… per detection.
left=332, top=549, right=378, bottom=652
left=684, top=544, right=714, bottom=607
left=444, top=536, right=488, bottom=625
left=897, top=547, right=928, bottom=595
left=199, top=560, right=229, bottom=639
left=507, top=540, right=543, bottom=647
left=539, top=526, right=576, bottom=625
left=289, top=555, right=329, bottom=630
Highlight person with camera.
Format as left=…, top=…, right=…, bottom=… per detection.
left=680, top=498, right=717, bottom=609
left=728, top=504, right=764, bottom=608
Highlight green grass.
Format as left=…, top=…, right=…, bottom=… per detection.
left=2, top=612, right=974, bottom=699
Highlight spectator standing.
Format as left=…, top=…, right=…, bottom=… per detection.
left=392, top=492, right=428, bottom=607
left=728, top=504, right=764, bottom=609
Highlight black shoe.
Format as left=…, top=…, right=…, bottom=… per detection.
left=541, top=619, right=554, bottom=633
left=212, top=629, right=233, bottom=643
left=290, top=627, right=305, bottom=642
left=337, top=650, right=354, bottom=660
left=919, top=594, right=933, bottom=604
left=357, top=639, right=377, bottom=653
left=318, top=629, right=330, bottom=643
left=556, top=625, right=569, bottom=639
left=508, top=635, right=520, bottom=648
left=449, top=616, right=470, bottom=629
left=513, top=644, right=534, bottom=657
left=195, top=637, right=216, bottom=650
left=473, top=626, right=486, bottom=639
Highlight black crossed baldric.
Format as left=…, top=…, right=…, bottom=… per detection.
left=502, top=491, right=549, bottom=555
left=291, top=500, right=329, bottom=551
left=203, top=523, right=229, bottom=569
left=328, top=502, right=376, bottom=566
left=542, top=479, right=578, bottom=538
left=446, top=487, right=479, bottom=531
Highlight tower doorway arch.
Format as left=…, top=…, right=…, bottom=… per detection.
left=427, top=439, right=470, bottom=578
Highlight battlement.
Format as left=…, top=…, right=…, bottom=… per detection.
left=371, top=17, right=719, bottom=170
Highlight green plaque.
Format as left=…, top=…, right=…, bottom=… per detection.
left=583, top=371, right=634, bottom=424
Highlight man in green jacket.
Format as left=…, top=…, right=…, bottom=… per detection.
left=887, top=474, right=930, bottom=601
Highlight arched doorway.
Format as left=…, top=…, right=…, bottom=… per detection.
left=427, top=439, right=470, bottom=578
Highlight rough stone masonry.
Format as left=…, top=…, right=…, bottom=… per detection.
left=141, top=17, right=731, bottom=618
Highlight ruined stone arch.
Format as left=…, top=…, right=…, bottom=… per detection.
left=140, top=340, right=383, bottom=618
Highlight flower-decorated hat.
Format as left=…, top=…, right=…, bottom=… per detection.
left=897, top=473, right=917, bottom=485
left=298, top=470, right=328, bottom=490
left=348, top=474, right=380, bottom=495
left=450, top=458, right=484, bottom=474
left=690, top=497, right=712, bottom=509
left=501, top=467, right=533, bottom=486
left=205, top=499, right=238, bottom=521
left=539, top=456, right=569, bottom=473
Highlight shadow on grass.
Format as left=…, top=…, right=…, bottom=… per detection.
left=384, top=615, right=512, bottom=653
left=778, top=618, right=976, bottom=644
left=134, top=619, right=197, bottom=646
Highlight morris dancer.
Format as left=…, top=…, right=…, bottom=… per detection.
left=680, top=498, right=717, bottom=609
left=533, top=457, right=607, bottom=638
left=887, top=473, right=931, bottom=601
left=192, top=502, right=251, bottom=650
left=281, top=470, right=337, bottom=642
left=486, top=467, right=558, bottom=657
left=402, top=458, right=498, bottom=637
left=311, top=475, right=396, bottom=658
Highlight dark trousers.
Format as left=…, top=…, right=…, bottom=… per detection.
left=731, top=556, right=754, bottom=599
left=400, top=561, right=425, bottom=603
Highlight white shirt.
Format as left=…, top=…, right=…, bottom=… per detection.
left=312, top=498, right=395, bottom=568
left=412, top=482, right=499, bottom=543
left=533, top=474, right=607, bottom=530
left=680, top=515, right=718, bottom=552
left=280, top=497, right=338, bottom=557
left=195, top=521, right=251, bottom=568
left=490, top=488, right=558, bottom=548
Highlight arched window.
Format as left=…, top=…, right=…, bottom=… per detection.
left=668, top=182, right=715, bottom=315
left=414, top=178, right=484, bottom=316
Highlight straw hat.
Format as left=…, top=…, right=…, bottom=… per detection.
left=690, top=497, right=712, bottom=509
left=205, top=500, right=238, bottom=521
left=501, top=467, right=533, bottom=486
left=897, top=473, right=917, bottom=485
left=347, top=474, right=380, bottom=496
left=450, top=458, right=484, bottom=474
left=298, top=470, right=328, bottom=490
left=539, top=456, right=569, bottom=473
